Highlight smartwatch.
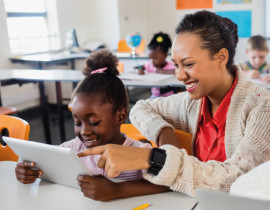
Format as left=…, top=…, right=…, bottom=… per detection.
left=147, top=148, right=167, bottom=175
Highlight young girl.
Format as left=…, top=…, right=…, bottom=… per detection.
left=136, top=32, right=175, bottom=98
left=14, top=49, right=169, bottom=201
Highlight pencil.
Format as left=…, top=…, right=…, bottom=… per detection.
left=132, top=203, right=150, bottom=210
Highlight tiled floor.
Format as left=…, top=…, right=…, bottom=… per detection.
left=17, top=87, right=151, bottom=145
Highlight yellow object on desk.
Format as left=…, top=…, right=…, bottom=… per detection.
left=132, top=203, right=150, bottom=210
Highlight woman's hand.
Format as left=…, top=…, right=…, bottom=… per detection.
left=77, top=175, right=120, bottom=201
left=157, top=127, right=182, bottom=148
left=78, top=144, right=151, bottom=178
left=15, top=161, right=42, bottom=184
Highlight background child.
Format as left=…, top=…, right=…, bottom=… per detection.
left=15, top=49, right=169, bottom=201
left=238, top=35, right=270, bottom=83
left=136, top=32, right=175, bottom=98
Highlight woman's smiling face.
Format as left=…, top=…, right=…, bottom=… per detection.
left=71, top=93, right=122, bottom=149
left=172, top=32, right=221, bottom=100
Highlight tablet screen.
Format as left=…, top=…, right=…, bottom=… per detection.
left=3, top=136, right=91, bottom=189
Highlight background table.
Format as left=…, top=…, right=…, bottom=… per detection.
left=10, top=51, right=149, bottom=70
left=0, top=161, right=197, bottom=210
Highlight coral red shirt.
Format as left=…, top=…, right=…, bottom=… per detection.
left=194, top=74, right=238, bottom=162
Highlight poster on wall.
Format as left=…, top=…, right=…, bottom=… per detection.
left=217, top=0, right=251, bottom=4
left=216, top=11, right=251, bottom=38
left=176, top=0, right=213, bottom=10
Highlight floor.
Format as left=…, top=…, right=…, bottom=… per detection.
left=16, top=87, right=151, bottom=145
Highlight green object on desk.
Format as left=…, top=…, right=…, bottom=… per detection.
left=133, top=56, right=143, bottom=70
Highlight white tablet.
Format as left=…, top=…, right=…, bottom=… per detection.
left=3, top=136, right=91, bottom=189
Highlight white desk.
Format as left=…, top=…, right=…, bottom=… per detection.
left=10, top=51, right=149, bottom=70
left=0, top=161, right=197, bottom=210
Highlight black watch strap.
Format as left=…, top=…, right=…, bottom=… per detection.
left=147, top=148, right=166, bottom=175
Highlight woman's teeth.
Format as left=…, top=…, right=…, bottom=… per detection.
left=186, top=81, right=198, bottom=89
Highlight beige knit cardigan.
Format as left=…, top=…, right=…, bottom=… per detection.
left=130, top=70, right=270, bottom=196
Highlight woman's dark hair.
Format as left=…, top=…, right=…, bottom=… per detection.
left=74, top=49, right=129, bottom=113
left=175, top=10, right=239, bottom=75
left=147, top=32, right=172, bottom=53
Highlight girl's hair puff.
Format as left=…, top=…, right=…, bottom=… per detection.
left=74, top=49, right=129, bottom=113
left=147, top=32, right=172, bottom=53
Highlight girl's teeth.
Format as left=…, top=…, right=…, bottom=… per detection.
left=87, top=139, right=97, bottom=143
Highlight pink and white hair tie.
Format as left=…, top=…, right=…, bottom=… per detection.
left=91, top=67, right=108, bottom=74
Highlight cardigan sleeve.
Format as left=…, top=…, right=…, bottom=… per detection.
left=130, top=92, right=192, bottom=142
left=143, top=96, right=270, bottom=197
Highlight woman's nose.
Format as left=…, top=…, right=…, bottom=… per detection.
left=175, top=67, right=188, bottom=81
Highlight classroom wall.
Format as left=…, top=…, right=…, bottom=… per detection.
left=0, top=0, right=268, bottom=110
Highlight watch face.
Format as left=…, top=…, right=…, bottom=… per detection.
left=152, top=149, right=166, bottom=165
left=148, top=148, right=166, bottom=175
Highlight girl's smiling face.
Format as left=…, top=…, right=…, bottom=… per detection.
left=148, top=48, right=168, bottom=68
left=172, top=32, right=224, bottom=100
left=71, top=93, right=126, bottom=149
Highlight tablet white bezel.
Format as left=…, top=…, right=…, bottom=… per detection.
left=3, top=136, right=91, bottom=189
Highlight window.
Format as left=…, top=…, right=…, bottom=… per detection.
left=3, top=0, right=60, bottom=54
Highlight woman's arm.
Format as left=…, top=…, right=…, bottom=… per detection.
left=130, top=93, right=192, bottom=143
left=79, top=99, right=270, bottom=197
left=77, top=175, right=170, bottom=201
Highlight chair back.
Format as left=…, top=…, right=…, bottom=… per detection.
left=120, top=124, right=156, bottom=147
left=117, top=62, right=124, bottom=73
left=174, top=129, right=192, bottom=155
left=121, top=124, right=193, bottom=154
left=118, top=40, right=145, bottom=54
left=0, top=115, right=30, bottom=161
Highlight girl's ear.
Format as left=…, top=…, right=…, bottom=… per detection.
left=115, top=108, right=128, bottom=125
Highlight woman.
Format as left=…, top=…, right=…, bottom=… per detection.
left=78, top=10, right=270, bottom=196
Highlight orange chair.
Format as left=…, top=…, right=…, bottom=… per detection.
left=118, top=40, right=145, bottom=54
left=121, top=124, right=193, bottom=154
left=120, top=123, right=156, bottom=147
left=0, top=115, right=30, bottom=161
left=0, top=106, right=17, bottom=115
left=174, top=129, right=192, bottom=155
left=117, top=62, right=124, bottom=73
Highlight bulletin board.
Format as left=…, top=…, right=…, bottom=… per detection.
left=176, top=0, right=213, bottom=10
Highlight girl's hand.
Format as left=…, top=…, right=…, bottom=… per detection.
left=156, top=68, right=175, bottom=74
left=78, top=144, right=151, bottom=178
left=15, top=161, right=42, bottom=184
left=77, top=175, right=119, bottom=201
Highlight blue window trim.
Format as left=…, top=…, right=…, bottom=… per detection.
left=7, top=12, right=47, bottom=18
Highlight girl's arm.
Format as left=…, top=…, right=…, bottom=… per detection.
left=156, top=68, right=175, bottom=74
left=77, top=175, right=170, bottom=201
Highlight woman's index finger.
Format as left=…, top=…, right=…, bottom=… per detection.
left=77, top=145, right=106, bottom=157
